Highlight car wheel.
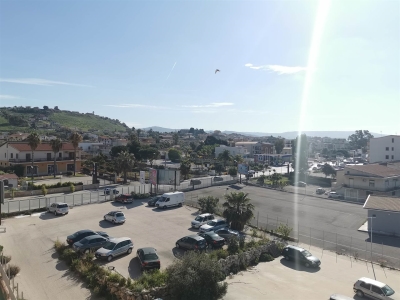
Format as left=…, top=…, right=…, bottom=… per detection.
left=112, top=220, right=115, bottom=224
left=356, top=290, right=364, bottom=298
left=127, top=248, right=132, bottom=254
left=305, top=262, right=310, bottom=268
left=104, top=216, right=106, bottom=220
left=284, top=255, right=290, bottom=261
left=178, top=202, right=182, bottom=207
left=107, top=255, right=113, bottom=262
left=54, top=211, right=57, bottom=216
left=176, top=243, right=180, bottom=249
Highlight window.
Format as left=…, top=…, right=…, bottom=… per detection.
left=386, top=147, right=389, bottom=151
left=385, top=180, right=389, bottom=187
left=392, top=138, right=395, bottom=143
left=369, top=180, right=375, bottom=187
left=67, top=164, right=75, bottom=171
left=16, top=154, right=18, bottom=159
left=59, top=152, right=62, bottom=158
left=360, top=282, right=371, bottom=290
left=10, top=153, right=13, bottom=158
left=392, top=155, right=394, bottom=159
left=4, top=153, right=6, bottom=158
left=394, top=179, right=398, bottom=187
left=386, top=155, right=389, bottom=159
left=371, top=285, right=383, bottom=295
left=392, top=147, right=394, bottom=151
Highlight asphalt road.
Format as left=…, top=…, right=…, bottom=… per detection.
left=185, top=185, right=400, bottom=269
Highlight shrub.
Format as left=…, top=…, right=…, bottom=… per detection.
left=0, top=255, right=11, bottom=264
left=238, top=252, right=248, bottom=270
left=198, top=196, right=220, bottom=214
left=135, top=269, right=168, bottom=289
left=41, top=184, right=48, bottom=196
left=227, top=237, right=240, bottom=255
left=228, top=167, right=237, bottom=176
left=209, top=249, right=229, bottom=261
left=54, top=239, right=68, bottom=255
left=6, top=264, right=20, bottom=278
left=119, top=276, right=126, bottom=286
left=131, top=283, right=145, bottom=293
left=259, top=252, right=274, bottom=262
left=66, top=171, right=73, bottom=176
left=107, top=273, right=122, bottom=283
left=166, top=251, right=227, bottom=300
left=69, top=183, right=75, bottom=193
left=251, top=257, right=259, bottom=266
left=61, top=248, right=79, bottom=265
left=276, top=224, right=293, bottom=240
left=251, top=228, right=259, bottom=238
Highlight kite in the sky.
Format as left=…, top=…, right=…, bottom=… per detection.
left=215, top=69, right=220, bottom=74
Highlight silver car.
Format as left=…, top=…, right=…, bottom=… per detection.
left=48, top=202, right=69, bottom=216
left=95, top=237, right=134, bottom=262
left=353, top=277, right=397, bottom=299
left=103, top=211, right=126, bottom=224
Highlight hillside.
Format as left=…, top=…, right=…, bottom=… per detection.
left=0, top=107, right=128, bottom=133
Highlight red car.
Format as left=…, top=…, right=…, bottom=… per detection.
left=114, top=194, right=133, bottom=203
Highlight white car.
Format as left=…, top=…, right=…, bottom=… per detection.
left=104, top=188, right=119, bottom=195
left=199, top=219, right=228, bottom=233
left=328, top=192, right=343, bottom=199
left=103, top=211, right=126, bottom=224
left=48, top=202, right=69, bottom=216
left=191, top=213, right=215, bottom=229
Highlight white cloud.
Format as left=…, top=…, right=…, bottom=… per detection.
left=180, top=102, right=234, bottom=108
left=245, top=63, right=307, bottom=74
left=0, top=95, right=20, bottom=99
left=0, top=78, right=93, bottom=87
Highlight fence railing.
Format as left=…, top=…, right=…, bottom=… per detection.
left=184, top=197, right=400, bottom=270
left=0, top=252, right=26, bottom=300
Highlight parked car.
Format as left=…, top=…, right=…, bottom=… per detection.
left=95, top=237, right=133, bottom=261
left=353, top=277, right=396, bottom=299
left=199, top=219, right=228, bottom=233
left=282, top=245, right=321, bottom=268
left=136, top=247, right=161, bottom=271
left=328, top=192, right=343, bottom=199
left=215, top=228, right=239, bottom=240
left=191, top=213, right=215, bottom=229
left=104, top=188, right=119, bottom=195
left=294, top=181, right=307, bottom=187
left=175, top=235, right=207, bottom=251
left=114, top=194, right=133, bottom=203
left=73, top=235, right=109, bottom=254
left=155, top=192, right=184, bottom=209
left=147, top=196, right=160, bottom=207
left=66, top=230, right=109, bottom=246
left=48, top=202, right=69, bottom=216
left=316, top=188, right=326, bottom=195
left=197, top=231, right=225, bottom=249
left=103, top=211, right=126, bottom=224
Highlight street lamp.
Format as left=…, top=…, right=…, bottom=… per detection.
left=367, top=215, right=377, bottom=280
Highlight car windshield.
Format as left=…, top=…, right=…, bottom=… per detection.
left=195, top=216, right=204, bottom=221
left=301, top=250, right=312, bottom=257
left=382, top=285, right=395, bottom=296
left=207, top=221, right=217, bottom=226
left=158, top=197, right=166, bottom=202
left=115, top=213, right=124, bottom=217
left=102, top=242, right=116, bottom=250
left=79, top=238, right=89, bottom=245
left=144, top=253, right=158, bottom=261
left=208, top=233, right=219, bottom=238
left=57, top=204, right=68, bottom=208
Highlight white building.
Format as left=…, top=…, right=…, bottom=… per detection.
left=234, top=142, right=262, bottom=156
left=79, top=142, right=103, bottom=152
left=369, top=135, right=400, bottom=163
left=214, top=145, right=248, bottom=158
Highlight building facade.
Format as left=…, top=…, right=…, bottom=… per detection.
left=369, top=135, right=400, bottom=163
left=234, top=142, right=262, bottom=156
left=214, top=145, right=248, bottom=158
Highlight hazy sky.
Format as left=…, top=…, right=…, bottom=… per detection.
left=0, top=0, right=399, bottom=134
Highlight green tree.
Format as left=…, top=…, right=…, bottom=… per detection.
left=172, top=132, right=179, bottom=145
left=128, top=138, right=141, bottom=160
left=348, top=130, right=374, bottom=151
left=198, top=196, right=219, bottom=214
left=110, top=145, right=128, bottom=158
left=180, top=158, right=191, bottom=180
left=166, top=251, right=227, bottom=300
left=232, top=155, right=243, bottom=165
left=50, top=138, right=63, bottom=178
left=222, top=192, right=254, bottom=231
left=321, top=148, right=329, bottom=156
left=228, top=167, right=237, bottom=176
left=270, top=172, right=282, bottom=186
left=257, top=175, right=267, bottom=185
left=217, top=150, right=232, bottom=170
left=69, top=132, right=83, bottom=176
left=276, top=224, right=293, bottom=240
left=168, top=149, right=181, bottom=163
left=114, top=151, right=135, bottom=184
left=139, top=147, right=159, bottom=166
left=292, top=134, right=309, bottom=175
left=274, top=138, right=285, bottom=154
left=27, top=132, right=41, bottom=182
left=321, top=163, right=335, bottom=178
left=214, top=163, right=224, bottom=175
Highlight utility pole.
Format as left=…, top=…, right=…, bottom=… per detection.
left=0, top=180, right=4, bottom=225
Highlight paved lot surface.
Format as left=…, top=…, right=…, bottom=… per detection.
left=224, top=242, right=400, bottom=300
left=0, top=199, right=200, bottom=300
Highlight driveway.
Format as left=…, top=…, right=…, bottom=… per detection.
left=224, top=242, right=400, bottom=300
left=0, top=199, right=201, bottom=300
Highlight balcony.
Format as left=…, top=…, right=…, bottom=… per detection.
left=9, top=157, right=81, bottom=163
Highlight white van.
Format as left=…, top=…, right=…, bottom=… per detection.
left=155, top=192, right=184, bottom=209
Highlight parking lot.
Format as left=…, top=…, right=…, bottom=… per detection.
left=0, top=198, right=202, bottom=300
left=224, top=242, right=400, bottom=300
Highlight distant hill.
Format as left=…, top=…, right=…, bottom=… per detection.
left=141, top=126, right=181, bottom=133
left=0, top=107, right=128, bottom=133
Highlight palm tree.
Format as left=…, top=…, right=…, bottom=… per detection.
left=217, top=150, right=232, bottom=170
left=50, top=138, right=63, bottom=178
left=26, top=132, right=41, bottom=183
left=222, top=192, right=254, bottom=231
left=69, top=132, right=83, bottom=176
left=115, top=151, right=135, bottom=184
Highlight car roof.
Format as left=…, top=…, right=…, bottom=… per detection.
left=286, top=245, right=305, bottom=251
left=358, top=277, right=386, bottom=288
left=199, top=213, right=213, bottom=217
left=109, top=210, right=123, bottom=214
left=138, top=247, right=157, bottom=254
left=188, top=234, right=204, bottom=240
left=54, top=202, right=68, bottom=205
left=85, top=234, right=105, bottom=240
left=109, top=237, right=131, bottom=243
left=76, top=229, right=94, bottom=234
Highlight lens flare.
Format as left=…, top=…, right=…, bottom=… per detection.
left=294, top=0, right=331, bottom=229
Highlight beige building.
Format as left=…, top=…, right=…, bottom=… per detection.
left=234, top=142, right=262, bottom=156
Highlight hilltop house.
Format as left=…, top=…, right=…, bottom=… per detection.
left=0, top=142, right=82, bottom=176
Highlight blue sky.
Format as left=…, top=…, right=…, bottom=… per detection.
left=0, top=0, right=399, bottom=134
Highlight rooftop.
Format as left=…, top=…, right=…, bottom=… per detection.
left=8, top=142, right=76, bottom=152
left=363, top=195, right=400, bottom=213
left=346, top=164, right=400, bottom=178
left=0, top=173, right=18, bottom=180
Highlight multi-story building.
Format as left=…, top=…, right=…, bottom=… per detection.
left=368, top=135, right=400, bottom=163
left=261, top=142, right=275, bottom=154
left=214, top=145, right=248, bottom=158
left=0, top=142, right=82, bottom=176
left=234, top=142, right=262, bottom=156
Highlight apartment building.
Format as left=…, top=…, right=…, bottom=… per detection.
left=234, top=142, right=262, bottom=156
left=369, top=135, right=400, bottom=163
left=214, top=145, right=248, bottom=158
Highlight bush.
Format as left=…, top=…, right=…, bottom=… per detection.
left=6, top=264, right=20, bottom=278
left=70, top=183, right=75, bottom=193
left=66, top=171, right=73, bottom=176
left=166, top=251, right=227, bottom=300
left=259, top=252, right=274, bottom=262
left=198, top=196, right=220, bottom=214
left=0, top=255, right=11, bottom=264
left=228, top=167, right=237, bottom=176
left=41, top=184, right=48, bottom=196
left=61, top=248, right=79, bottom=265
left=209, top=249, right=229, bottom=261
left=135, top=269, right=168, bottom=289
left=131, top=283, right=145, bottom=293
left=227, top=237, right=240, bottom=255
left=54, top=239, right=68, bottom=255
left=276, top=224, right=293, bottom=240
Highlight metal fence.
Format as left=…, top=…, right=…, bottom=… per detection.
left=0, top=252, right=26, bottom=300
left=184, top=197, right=400, bottom=270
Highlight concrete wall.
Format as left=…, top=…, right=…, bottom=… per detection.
left=5, top=183, right=99, bottom=198
left=368, top=209, right=400, bottom=237
left=369, top=136, right=400, bottom=163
